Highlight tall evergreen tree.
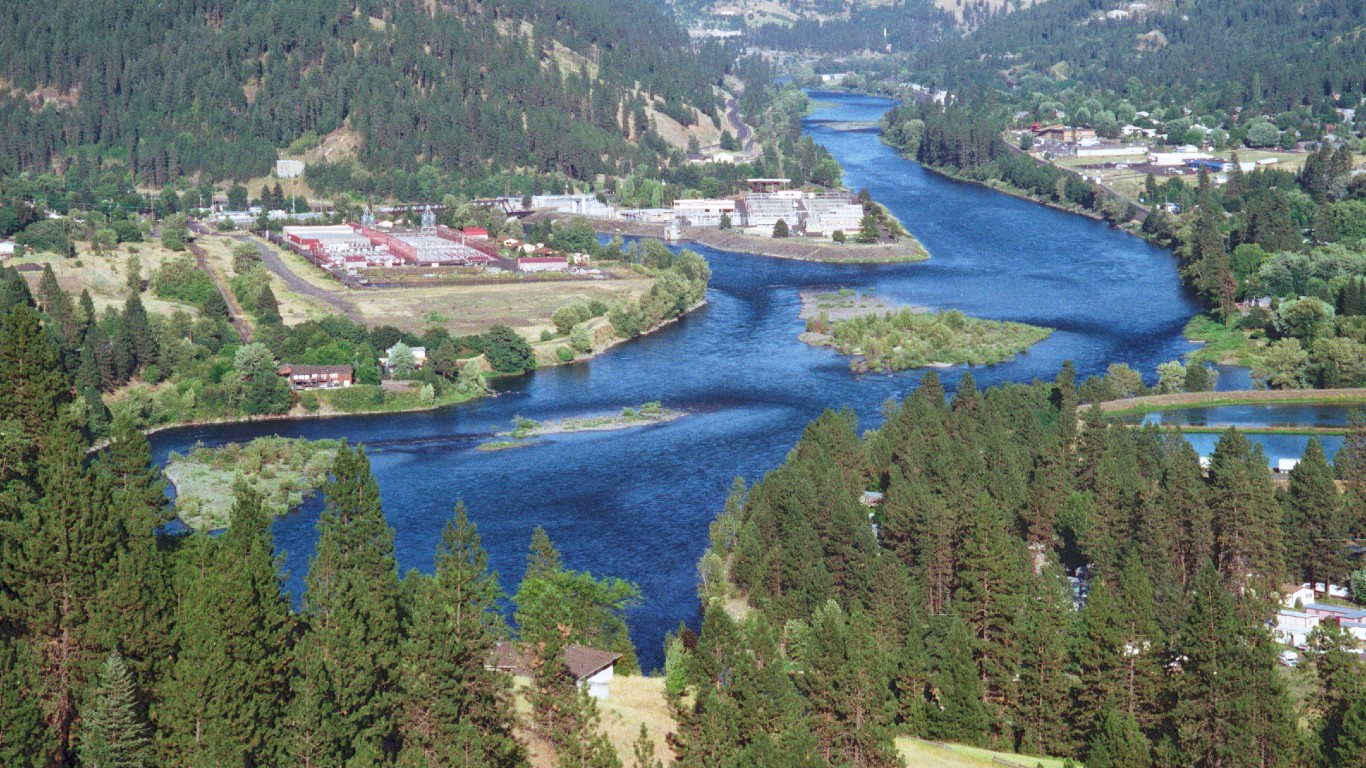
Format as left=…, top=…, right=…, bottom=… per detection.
left=398, top=504, right=524, bottom=768
left=1172, top=564, right=1296, bottom=768
left=79, top=652, right=152, bottom=768
left=0, top=634, right=53, bottom=767
left=1206, top=429, right=1283, bottom=604
left=1013, top=565, right=1073, bottom=757
left=790, top=602, right=900, bottom=768
left=288, top=443, right=402, bottom=766
left=158, top=483, right=293, bottom=767
left=923, top=614, right=988, bottom=745
left=1283, top=438, right=1348, bottom=588
left=1, top=416, right=122, bottom=764
left=0, top=305, right=69, bottom=440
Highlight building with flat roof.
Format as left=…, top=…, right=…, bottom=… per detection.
left=672, top=198, right=736, bottom=227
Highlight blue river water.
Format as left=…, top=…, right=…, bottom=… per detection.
left=150, top=92, right=1221, bottom=670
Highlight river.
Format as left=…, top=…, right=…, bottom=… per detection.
left=149, top=92, right=1208, bottom=670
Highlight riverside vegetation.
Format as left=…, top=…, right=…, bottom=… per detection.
left=803, top=291, right=1052, bottom=373
left=163, top=437, right=342, bottom=530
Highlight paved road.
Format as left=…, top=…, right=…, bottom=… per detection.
left=232, top=234, right=363, bottom=323
left=725, top=98, right=759, bottom=160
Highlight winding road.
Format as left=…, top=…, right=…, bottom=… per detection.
left=232, top=234, right=362, bottom=323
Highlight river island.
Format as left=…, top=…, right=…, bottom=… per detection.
left=799, top=288, right=1053, bottom=373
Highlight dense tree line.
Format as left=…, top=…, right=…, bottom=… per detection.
left=0, top=306, right=640, bottom=765
left=686, top=368, right=1366, bottom=766
left=0, top=0, right=734, bottom=186
left=905, top=0, right=1366, bottom=118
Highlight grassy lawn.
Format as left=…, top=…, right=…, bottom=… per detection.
left=896, top=737, right=1075, bottom=768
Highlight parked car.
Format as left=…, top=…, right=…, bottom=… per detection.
left=1279, top=650, right=1300, bottom=667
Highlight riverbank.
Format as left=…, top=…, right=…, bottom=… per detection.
left=587, top=219, right=928, bottom=263
left=912, top=159, right=1116, bottom=225
left=1090, top=388, right=1366, bottom=417
left=798, top=288, right=1053, bottom=373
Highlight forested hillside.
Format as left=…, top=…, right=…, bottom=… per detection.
left=910, top=0, right=1366, bottom=112
left=0, top=0, right=732, bottom=184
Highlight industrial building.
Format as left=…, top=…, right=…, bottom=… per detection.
left=672, top=198, right=737, bottom=227
left=531, top=194, right=615, bottom=219
left=281, top=224, right=500, bottom=270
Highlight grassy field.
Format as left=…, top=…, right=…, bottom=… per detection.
left=242, top=235, right=655, bottom=337
left=511, top=675, right=676, bottom=768
left=14, top=239, right=204, bottom=318
left=896, top=737, right=1074, bottom=768
left=196, top=234, right=334, bottom=325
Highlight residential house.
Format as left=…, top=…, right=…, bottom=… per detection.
left=277, top=364, right=354, bottom=390
left=488, top=643, right=622, bottom=699
left=380, top=345, right=427, bottom=373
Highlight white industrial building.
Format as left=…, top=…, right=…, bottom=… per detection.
left=531, top=194, right=615, bottom=219
left=672, top=198, right=737, bottom=227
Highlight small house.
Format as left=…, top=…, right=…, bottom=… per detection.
left=1276, top=458, right=1299, bottom=474
left=0, top=240, right=15, bottom=258
left=488, top=643, right=622, bottom=699
left=462, top=227, right=488, bottom=240
left=277, top=364, right=354, bottom=390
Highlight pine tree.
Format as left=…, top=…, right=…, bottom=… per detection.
left=2, top=416, right=123, bottom=762
left=1013, top=565, right=1073, bottom=757
left=398, top=504, right=524, bottom=768
left=1308, top=622, right=1366, bottom=765
left=1084, top=704, right=1151, bottom=768
left=552, top=688, right=622, bottom=768
left=791, top=602, right=900, bottom=768
left=79, top=652, right=152, bottom=768
left=121, top=294, right=157, bottom=374
left=0, top=305, right=69, bottom=440
left=0, top=635, right=53, bottom=767
left=1072, top=578, right=1127, bottom=743
left=1335, top=696, right=1366, bottom=768
left=1206, top=429, right=1283, bottom=604
left=953, top=498, right=1027, bottom=723
left=159, top=483, right=293, bottom=766
left=288, top=443, right=402, bottom=766
left=1283, top=438, right=1348, bottom=588
left=630, top=724, right=663, bottom=768
left=1172, top=564, right=1296, bottom=768
left=924, top=614, right=988, bottom=745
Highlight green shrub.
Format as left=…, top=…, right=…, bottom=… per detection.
left=152, top=254, right=219, bottom=306
left=556, top=346, right=574, bottom=362
left=299, top=391, right=319, bottom=412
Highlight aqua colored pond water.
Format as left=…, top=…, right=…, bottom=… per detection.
left=150, top=92, right=1208, bottom=670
